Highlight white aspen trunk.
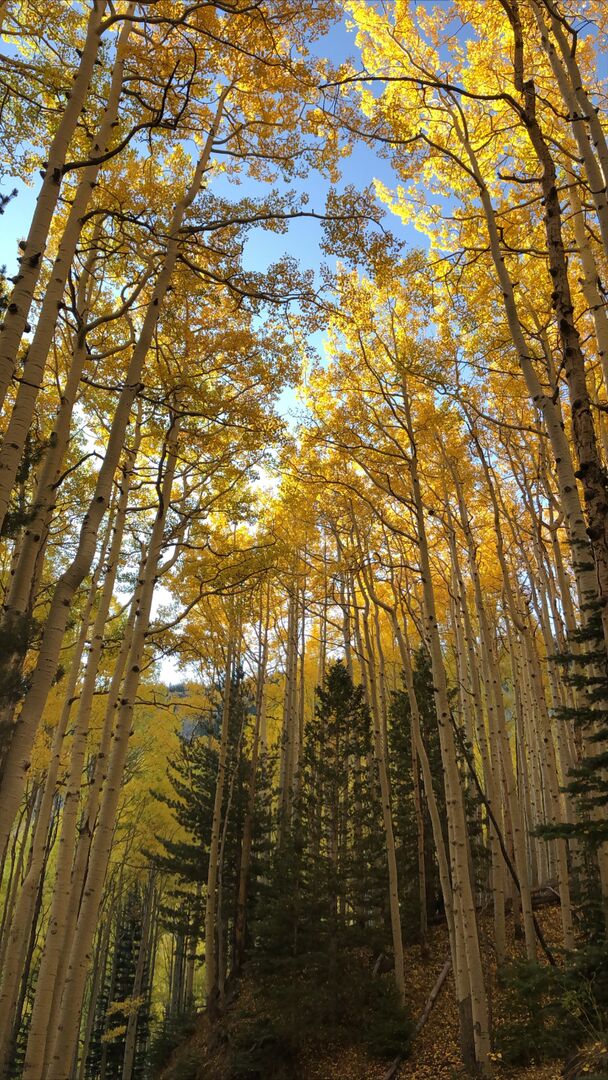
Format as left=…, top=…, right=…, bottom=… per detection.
left=296, top=584, right=306, bottom=801
left=50, top=568, right=142, bottom=1035
left=530, top=0, right=608, bottom=258
left=318, top=547, right=328, bottom=682
left=0, top=8, right=134, bottom=534
left=0, top=505, right=115, bottom=1067
left=358, top=590, right=406, bottom=1006
left=217, top=638, right=246, bottom=1006
left=517, top=75, right=608, bottom=649
left=454, top=484, right=537, bottom=962
left=389, top=611, right=455, bottom=946
left=402, top=392, right=491, bottom=1074
left=519, top=633, right=551, bottom=883
left=0, top=788, right=38, bottom=952
left=0, top=0, right=108, bottom=410
left=120, top=880, right=153, bottom=1080
left=372, top=604, right=391, bottom=760
left=204, top=641, right=234, bottom=1012
left=40, top=418, right=180, bottom=1080
left=456, top=121, right=599, bottom=618
left=0, top=804, right=27, bottom=950
left=22, top=446, right=135, bottom=1071
left=279, top=586, right=297, bottom=824
left=568, top=184, right=608, bottom=393
left=334, top=531, right=354, bottom=678
left=536, top=0, right=608, bottom=193
left=0, top=91, right=227, bottom=862
left=506, top=621, right=539, bottom=888
left=0, top=239, right=101, bottom=751
left=449, top=591, right=476, bottom=753
left=411, top=729, right=428, bottom=953
left=447, top=521, right=506, bottom=953
left=1, top=236, right=99, bottom=628
left=234, top=594, right=268, bottom=973
left=523, top=627, right=575, bottom=949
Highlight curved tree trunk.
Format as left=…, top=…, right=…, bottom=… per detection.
left=0, top=0, right=108, bottom=410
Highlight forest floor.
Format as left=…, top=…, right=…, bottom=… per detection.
left=161, top=906, right=567, bottom=1080
left=301, top=908, right=565, bottom=1080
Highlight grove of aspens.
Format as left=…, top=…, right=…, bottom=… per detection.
left=2, top=2, right=608, bottom=1078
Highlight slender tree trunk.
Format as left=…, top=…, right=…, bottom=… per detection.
left=402, top=387, right=491, bottom=1074
left=0, top=91, right=228, bottom=864
left=358, top=588, right=406, bottom=1005
left=0, top=505, right=115, bottom=1067
left=204, top=638, right=233, bottom=1014
left=32, top=417, right=180, bottom=1080
left=21, top=445, right=136, bottom=1071
left=0, top=0, right=108, bottom=410
left=456, top=119, right=600, bottom=621
left=0, top=8, right=135, bottom=533
left=234, top=592, right=268, bottom=974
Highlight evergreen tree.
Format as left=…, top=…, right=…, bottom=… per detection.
left=388, top=647, right=447, bottom=935
left=149, top=667, right=273, bottom=1010
left=546, top=606, right=608, bottom=931
left=228, top=662, right=411, bottom=1077
left=84, top=887, right=150, bottom=1080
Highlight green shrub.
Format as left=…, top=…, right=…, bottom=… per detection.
left=146, top=1009, right=199, bottom=1077
left=224, top=953, right=412, bottom=1079
left=495, top=945, right=608, bottom=1069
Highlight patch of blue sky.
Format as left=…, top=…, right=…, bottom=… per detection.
left=0, top=6, right=434, bottom=438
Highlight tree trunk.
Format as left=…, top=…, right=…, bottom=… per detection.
left=32, top=417, right=180, bottom=1080
left=0, top=0, right=108, bottom=409
left=0, top=90, right=228, bottom=864
left=0, top=7, right=135, bottom=533
left=204, top=639, right=234, bottom=1014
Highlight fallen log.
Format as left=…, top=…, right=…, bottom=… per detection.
left=382, top=956, right=452, bottom=1080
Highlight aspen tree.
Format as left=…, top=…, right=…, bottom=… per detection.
left=446, top=517, right=508, bottom=963
left=0, top=497, right=118, bottom=1068
left=529, top=0, right=608, bottom=260
left=366, top=567, right=449, bottom=959
left=356, top=584, right=406, bottom=1006
left=567, top=180, right=608, bottom=402
left=0, top=90, right=228, bottom=861
left=204, top=636, right=234, bottom=1013
left=278, top=582, right=298, bottom=825
left=0, top=6, right=135, bottom=533
left=452, top=122, right=600, bottom=620
left=530, top=0, right=608, bottom=230
left=40, top=414, right=181, bottom=1080
left=401, top=385, right=491, bottom=1074
left=0, top=239, right=149, bottom=742
left=0, top=0, right=108, bottom=409
left=452, top=466, right=537, bottom=962
left=477, top=441, right=577, bottom=944
left=234, top=588, right=269, bottom=974
left=20, top=433, right=138, bottom=1072
left=53, top=567, right=143, bottom=1013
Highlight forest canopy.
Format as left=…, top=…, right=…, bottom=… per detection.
left=1, top=1, right=608, bottom=1078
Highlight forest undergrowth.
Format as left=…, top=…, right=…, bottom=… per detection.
left=161, top=908, right=568, bottom=1080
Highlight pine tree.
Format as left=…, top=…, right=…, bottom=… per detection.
left=234, top=661, right=411, bottom=1074
left=389, top=647, right=447, bottom=937
left=84, top=887, right=150, bottom=1080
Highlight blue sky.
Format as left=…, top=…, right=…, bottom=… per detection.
left=0, top=10, right=415, bottom=417
left=0, top=8, right=424, bottom=434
